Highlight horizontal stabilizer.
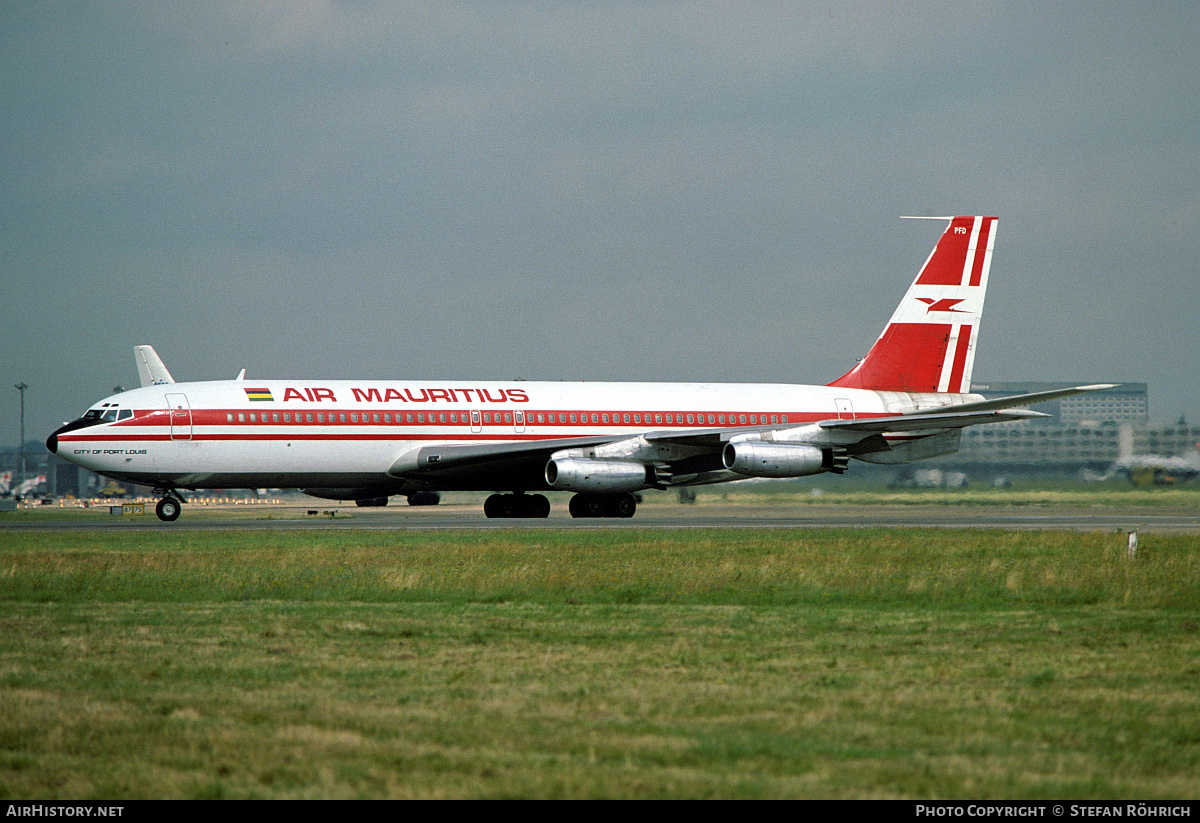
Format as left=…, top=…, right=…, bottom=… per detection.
left=134, top=345, right=175, bottom=387
left=941, top=383, right=1118, bottom=414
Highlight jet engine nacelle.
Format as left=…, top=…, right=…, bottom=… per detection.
left=722, top=441, right=828, bottom=478
left=545, top=457, right=652, bottom=493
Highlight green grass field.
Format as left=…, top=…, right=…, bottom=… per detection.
left=2, top=527, right=1199, bottom=798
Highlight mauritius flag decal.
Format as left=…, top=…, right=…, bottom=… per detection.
left=244, top=387, right=273, bottom=402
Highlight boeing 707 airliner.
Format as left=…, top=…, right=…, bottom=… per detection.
left=47, top=216, right=1112, bottom=521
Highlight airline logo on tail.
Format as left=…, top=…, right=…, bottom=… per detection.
left=916, top=297, right=967, bottom=313
left=829, top=215, right=997, bottom=395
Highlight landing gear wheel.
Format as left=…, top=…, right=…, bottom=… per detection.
left=608, top=492, right=637, bottom=518
left=570, top=493, right=609, bottom=518
left=528, top=494, right=550, bottom=518
left=155, top=497, right=181, bottom=522
left=483, top=494, right=503, bottom=518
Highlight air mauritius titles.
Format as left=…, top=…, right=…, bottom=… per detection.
left=245, top=387, right=530, bottom=404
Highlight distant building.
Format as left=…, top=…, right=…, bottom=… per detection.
left=941, top=381, right=1191, bottom=475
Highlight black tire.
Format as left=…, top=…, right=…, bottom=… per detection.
left=583, top=494, right=606, bottom=518
left=483, top=493, right=503, bottom=518
left=498, top=494, right=518, bottom=518
left=608, top=492, right=637, bottom=518
left=568, top=494, right=584, bottom=518
left=155, top=497, right=181, bottom=522
left=528, top=494, right=550, bottom=518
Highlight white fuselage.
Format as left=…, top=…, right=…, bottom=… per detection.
left=53, top=378, right=960, bottom=492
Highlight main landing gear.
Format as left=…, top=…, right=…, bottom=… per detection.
left=568, top=492, right=637, bottom=519
left=483, top=493, right=550, bottom=519
left=154, top=490, right=186, bottom=522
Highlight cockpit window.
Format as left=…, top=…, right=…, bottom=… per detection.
left=118, top=409, right=133, bottom=421
left=83, top=410, right=103, bottom=420
left=102, top=409, right=118, bottom=422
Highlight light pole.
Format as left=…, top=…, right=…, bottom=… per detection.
left=14, top=382, right=28, bottom=493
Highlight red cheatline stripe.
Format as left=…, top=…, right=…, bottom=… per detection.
left=946, top=325, right=973, bottom=394
left=93, top=408, right=900, bottom=429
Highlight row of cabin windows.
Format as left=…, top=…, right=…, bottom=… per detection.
left=224, top=411, right=790, bottom=426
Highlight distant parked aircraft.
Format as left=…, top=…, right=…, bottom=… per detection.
left=1109, top=424, right=1200, bottom=485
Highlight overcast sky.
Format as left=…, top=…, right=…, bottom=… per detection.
left=2, top=2, right=1197, bottom=447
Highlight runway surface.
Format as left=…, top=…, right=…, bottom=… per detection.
left=4, top=503, right=1199, bottom=533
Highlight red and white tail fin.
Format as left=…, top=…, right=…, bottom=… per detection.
left=829, top=215, right=997, bottom=394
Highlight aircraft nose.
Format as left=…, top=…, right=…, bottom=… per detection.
left=46, top=430, right=59, bottom=454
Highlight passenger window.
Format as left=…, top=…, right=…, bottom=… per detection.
left=602, top=414, right=609, bottom=423
left=238, top=413, right=246, bottom=423
left=505, top=413, right=513, bottom=423
left=418, top=413, right=425, bottom=423
left=633, top=414, right=640, bottom=424
left=351, top=413, right=358, bottom=423
left=273, top=413, right=280, bottom=423
left=306, top=413, right=314, bottom=423
left=708, top=414, right=715, bottom=424
left=227, top=413, right=234, bottom=423
left=340, top=413, right=347, bottom=423
left=439, top=413, right=447, bottom=423
left=384, top=413, right=392, bottom=423
left=283, top=413, right=291, bottom=423
left=687, top=414, right=694, bottom=424
left=315, top=413, right=323, bottom=423
left=771, top=415, right=778, bottom=424
left=749, top=415, right=757, bottom=425
left=374, top=413, right=381, bottom=423
left=739, top=415, right=747, bottom=425
left=654, top=414, right=662, bottom=424
left=781, top=415, right=788, bottom=423
left=407, top=413, right=414, bottom=422
left=623, top=414, right=630, bottom=423
left=718, top=415, right=725, bottom=424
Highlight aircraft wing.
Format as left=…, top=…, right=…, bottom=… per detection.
left=388, top=435, right=619, bottom=487
left=386, top=385, right=1107, bottom=489
left=817, top=408, right=1047, bottom=432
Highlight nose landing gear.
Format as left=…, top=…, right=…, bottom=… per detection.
left=154, top=490, right=186, bottom=522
